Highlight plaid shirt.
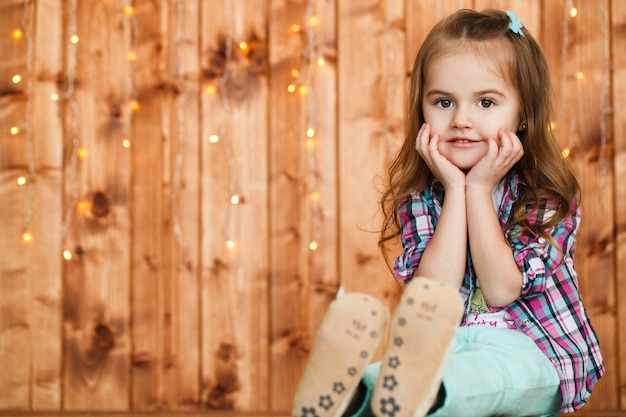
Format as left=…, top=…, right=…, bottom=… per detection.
left=394, top=172, right=604, bottom=413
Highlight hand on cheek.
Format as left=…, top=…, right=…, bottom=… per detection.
left=467, top=129, right=524, bottom=189
left=416, top=123, right=465, bottom=190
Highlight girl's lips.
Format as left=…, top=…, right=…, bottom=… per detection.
left=447, top=137, right=482, bottom=147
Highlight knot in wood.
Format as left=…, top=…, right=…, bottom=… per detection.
left=92, top=323, right=115, bottom=351
left=91, top=192, right=110, bottom=217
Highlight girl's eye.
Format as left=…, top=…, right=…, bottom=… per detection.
left=479, top=98, right=495, bottom=108
left=436, top=99, right=452, bottom=108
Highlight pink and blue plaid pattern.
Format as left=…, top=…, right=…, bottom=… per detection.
left=394, top=172, right=604, bottom=413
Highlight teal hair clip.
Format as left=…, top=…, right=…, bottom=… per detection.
left=506, top=10, right=524, bottom=37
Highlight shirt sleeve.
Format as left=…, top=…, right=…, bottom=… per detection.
left=394, top=193, right=437, bottom=281
left=509, top=200, right=580, bottom=296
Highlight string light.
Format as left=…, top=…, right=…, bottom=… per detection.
left=171, top=0, right=188, bottom=255
left=16, top=0, right=36, bottom=243
left=207, top=0, right=244, bottom=254
left=122, top=0, right=139, bottom=151
left=60, top=0, right=82, bottom=257
left=556, top=2, right=612, bottom=196
left=382, top=0, right=401, bottom=158
left=288, top=0, right=325, bottom=252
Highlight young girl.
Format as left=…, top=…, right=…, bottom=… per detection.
left=292, top=8, right=604, bottom=417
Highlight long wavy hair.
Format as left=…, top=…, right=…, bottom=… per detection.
left=379, top=9, right=580, bottom=265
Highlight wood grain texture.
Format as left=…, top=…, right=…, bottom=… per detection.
left=0, top=0, right=624, bottom=413
left=61, top=0, right=132, bottom=409
left=130, top=0, right=201, bottom=410
left=267, top=0, right=339, bottom=410
left=611, top=0, right=626, bottom=409
left=200, top=0, right=270, bottom=411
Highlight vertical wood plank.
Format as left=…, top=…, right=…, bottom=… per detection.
left=200, top=0, right=269, bottom=411
left=130, top=0, right=201, bottom=409
left=611, top=0, right=626, bottom=409
left=561, top=1, right=616, bottom=410
left=29, top=0, right=64, bottom=408
left=337, top=0, right=404, bottom=360
left=62, top=0, right=132, bottom=409
left=0, top=0, right=36, bottom=408
left=268, top=0, right=338, bottom=411
left=0, top=0, right=64, bottom=409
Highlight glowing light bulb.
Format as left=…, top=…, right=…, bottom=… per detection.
left=76, top=200, right=90, bottom=212
left=231, top=194, right=240, bottom=205
left=63, top=250, right=72, bottom=260
left=70, top=34, right=79, bottom=44
left=291, top=69, right=300, bottom=77
left=576, top=71, right=584, bottom=80
left=287, top=84, right=296, bottom=93
left=317, top=57, right=325, bottom=67
left=309, top=15, right=319, bottom=25
left=297, top=85, right=308, bottom=95
left=570, top=8, right=578, bottom=17
left=206, top=85, right=217, bottom=95
left=123, top=5, right=134, bottom=15
left=239, top=41, right=248, bottom=52
left=290, top=24, right=301, bottom=33
left=51, top=93, right=59, bottom=101
left=130, top=99, right=140, bottom=111
left=12, top=74, right=22, bottom=84
left=10, top=126, right=20, bottom=135
left=310, top=191, right=321, bottom=202
left=309, top=240, right=318, bottom=251
left=12, top=28, right=23, bottom=40
left=306, top=127, right=315, bottom=138
left=226, top=240, right=235, bottom=250
left=122, top=139, right=131, bottom=148
left=22, top=232, right=32, bottom=243
left=127, top=51, right=136, bottom=62
left=209, top=134, right=219, bottom=143
left=17, top=176, right=27, bottom=185
left=561, top=148, right=572, bottom=159
left=77, top=148, right=89, bottom=158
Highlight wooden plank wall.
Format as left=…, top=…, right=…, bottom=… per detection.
left=0, top=0, right=623, bottom=414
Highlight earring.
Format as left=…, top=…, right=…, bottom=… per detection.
left=521, top=123, right=527, bottom=130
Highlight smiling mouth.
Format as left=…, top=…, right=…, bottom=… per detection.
left=449, top=138, right=479, bottom=143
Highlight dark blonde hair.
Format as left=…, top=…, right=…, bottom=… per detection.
left=379, top=9, right=580, bottom=261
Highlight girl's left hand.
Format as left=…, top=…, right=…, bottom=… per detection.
left=466, top=129, right=524, bottom=189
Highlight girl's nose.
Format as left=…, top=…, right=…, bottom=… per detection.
left=451, top=108, right=472, bottom=129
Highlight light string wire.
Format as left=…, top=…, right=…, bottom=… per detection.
left=598, top=1, right=612, bottom=188
left=60, top=0, right=81, bottom=241
left=558, top=4, right=611, bottom=183
left=217, top=0, right=243, bottom=249
left=558, top=1, right=574, bottom=154
left=382, top=0, right=399, bottom=159
left=288, top=0, right=323, bottom=251
left=172, top=0, right=188, bottom=255
left=20, top=0, right=36, bottom=239
left=123, top=1, right=139, bottom=150
left=303, top=0, right=322, bottom=251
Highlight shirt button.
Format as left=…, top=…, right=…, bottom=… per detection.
left=551, top=357, right=559, bottom=364
left=538, top=237, right=546, bottom=244
left=522, top=319, right=531, bottom=325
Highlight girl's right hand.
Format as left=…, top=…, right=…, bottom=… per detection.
left=415, top=123, right=465, bottom=191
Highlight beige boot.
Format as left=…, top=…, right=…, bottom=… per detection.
left=292, top=293, right=390, bottom=417
left=372, top=278, right=463, bottom=417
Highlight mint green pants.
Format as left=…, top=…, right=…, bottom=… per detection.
left=353, top=326, right=562, bottom=417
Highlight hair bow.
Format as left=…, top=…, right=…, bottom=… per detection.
left=506, top=10, right=524, bottom=37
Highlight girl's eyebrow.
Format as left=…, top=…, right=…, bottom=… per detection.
left=424, top=88, right=507, bottom=98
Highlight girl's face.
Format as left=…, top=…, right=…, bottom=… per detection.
left=422, top=50, right=522, bottom=171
